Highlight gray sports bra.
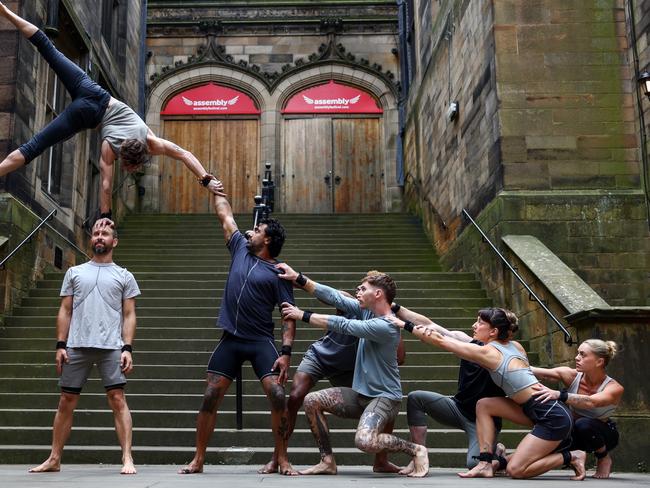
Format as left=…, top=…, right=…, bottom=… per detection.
left=567, top=372, right=617, bottom=420
left=488, top=341, right=538, bottom=398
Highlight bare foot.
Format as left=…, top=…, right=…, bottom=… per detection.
left=373, top=460, right=401, bottom=473
left=120, top=458, right=137, bottom=475
left=408, top=445, right=429, bottom=478
left=257, top=459, right=278, bottom=474
left=398, top=460, right=414, bottom=475
left=178, top=460, right=203, bottom=474
left=299, top=460, right=337, bottom=475
left=28, top=458, right=61, bottom=473
left=570, top=450, right=587, bottom=481
left=593, top=453, right=612, bottom=479
left=279, top=460, right=299, bottom=476
left=458, top=461, right=494, bottom=478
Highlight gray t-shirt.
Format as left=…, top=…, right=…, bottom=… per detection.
left=60, top=261, right=140, bottom=349
left=315, top=284, right=402, bottom=401
left=100, top=100, right=149, bottom=155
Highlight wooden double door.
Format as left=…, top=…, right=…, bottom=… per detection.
left=160, top=119, right=259, bottom=213
left=282, top=117, right=384, bottom=213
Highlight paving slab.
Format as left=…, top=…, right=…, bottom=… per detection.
left=0, top=465, right=647, bottom=488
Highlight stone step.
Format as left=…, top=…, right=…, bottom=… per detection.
left=0, top=364, right=461, bottom=380
left=0, top=378, right=458, bottom=396
left=3, top=316, right=477, bottom=329
left=18, top=296, right=492, bottom=309
left=0, top=339, right=478, bottom=353
left=0, top=426, right=527, bottom=448
left=0, top=445, right=472, bottom=467
left=10, top=306, right=482, bottom=318
left=27, top=287, right=488, bottom=298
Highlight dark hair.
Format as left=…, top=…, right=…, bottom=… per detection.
left=362, top=270, right=397, bottom=304
left=478, top=307, right=519, bottom=340
left=259, top=218, right=286, bottom=258
left=120, top=138, right=149, bottom=170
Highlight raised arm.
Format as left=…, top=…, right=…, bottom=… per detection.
left=55, top=296, right=73, bottom=376
left=147, top=132, right=224, bottom=196
left=213, top=194, right=238, bottom=243
left=99, top=141, right=117, bottom=214
left=395, top=306, right=473, bottom=343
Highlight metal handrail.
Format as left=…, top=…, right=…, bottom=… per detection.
left=462, top=209, right=575, bottom=345
left=0, top=209, right=58, bottom=269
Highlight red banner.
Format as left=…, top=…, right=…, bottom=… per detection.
left=282, top=81, right=383, bottom=114
left=161, top=83, right=260, bottom=115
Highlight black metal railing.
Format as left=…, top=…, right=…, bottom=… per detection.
left=0, top=207, right=91, bottom=269
left=462, top=209, right=575, bottom=345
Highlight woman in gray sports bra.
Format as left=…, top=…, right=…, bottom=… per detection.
left=389, top=307, right=585, bottom=480
left=532, top=339, right=623, bottom=479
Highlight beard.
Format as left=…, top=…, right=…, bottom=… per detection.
left=93, top=244, right=108, bottom=255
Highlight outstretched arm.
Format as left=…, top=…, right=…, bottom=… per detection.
left=395, top=305, right=472, bottom=343
left=531, top=366, right=577, bottom=387
left=147, top=132, right=225, bottom=196
left=99, top=141, right=117, bottom=214
left=213, top=194, right=238, bottom=243
left=533, top=380, right=624, bottom=409
left=386, top=316, right=501, bottom=370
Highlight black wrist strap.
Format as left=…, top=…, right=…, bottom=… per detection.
left=280, top=345, right=292, bottom=356
left=121, top=344, right=133, bottom=353
left=99, top=211, right=112, bottom=219
left=302, top=311, right=313, bottom=324
left=559, top=389, right=568, bottom=402
left=56, top=341, right=67, bottom=350
left=403, top=320, right=415, bottom=333
left=295, top=272, right=307, bottom=287
left=391, top=303, right=401, bottom=313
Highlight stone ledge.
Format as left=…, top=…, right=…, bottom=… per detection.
left=502, top=234, right=609, bottom=314
left=566, top=307, right=650, bottom=326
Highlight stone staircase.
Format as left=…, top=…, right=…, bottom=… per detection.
left=0, top=213, right=530, bottom=467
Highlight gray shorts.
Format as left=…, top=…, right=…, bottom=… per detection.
left=59, top=348, right=126, bottom=394
left=336, top=387, right=401, bottom=427
left=296, top=351, right=355, bottom=387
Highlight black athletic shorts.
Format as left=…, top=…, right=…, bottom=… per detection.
left=522, top=396, right=573, bottom=441
left=207, top=331, right=280, bottom=381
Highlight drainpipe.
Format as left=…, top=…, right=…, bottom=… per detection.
left=139, top=0, right=148, bottom=118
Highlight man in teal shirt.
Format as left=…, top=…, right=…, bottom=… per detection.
left=281, top=271, right=429, bottom=477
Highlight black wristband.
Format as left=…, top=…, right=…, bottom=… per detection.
left=280, top=345, right=292, bottom=356
left=56, top=341, right=67, bottom=350
left=121, top=344, right=133, bottom=353
left=391, top=303, right=401, bottom=313
left=199, top=174, right=215, bottom=187
left=99, top=210, right=112, bottom=219
left=559, top=389, right=568, bottom=402
left=403, top=320, right=415, bottom=333
left=295, top=272, right=307, bottom=287
left=302, top=311, right=313, bottom=323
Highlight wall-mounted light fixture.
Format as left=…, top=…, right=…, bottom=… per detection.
left=638, top=71, right=650, bottom=101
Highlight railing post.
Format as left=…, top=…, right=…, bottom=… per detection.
left=236, top=366, right=243, bottom=430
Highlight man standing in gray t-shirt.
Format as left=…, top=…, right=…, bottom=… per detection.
left=29, top=218, right=140, bottom=475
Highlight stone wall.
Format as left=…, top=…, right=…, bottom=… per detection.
left=402, top=0, right=650, bottom=307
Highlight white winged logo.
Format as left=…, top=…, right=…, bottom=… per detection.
left=349, top=95, right=361, bottom=104
left=303, top=95, right=315, bottom=105
left=227, top=95, right=239, bottom=106
left=182, top=96, right=193, bottom=106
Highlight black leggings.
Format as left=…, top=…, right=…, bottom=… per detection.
left=18, top=30, right=110, bottom=163
left=569, top=417, right=619, bottom=454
